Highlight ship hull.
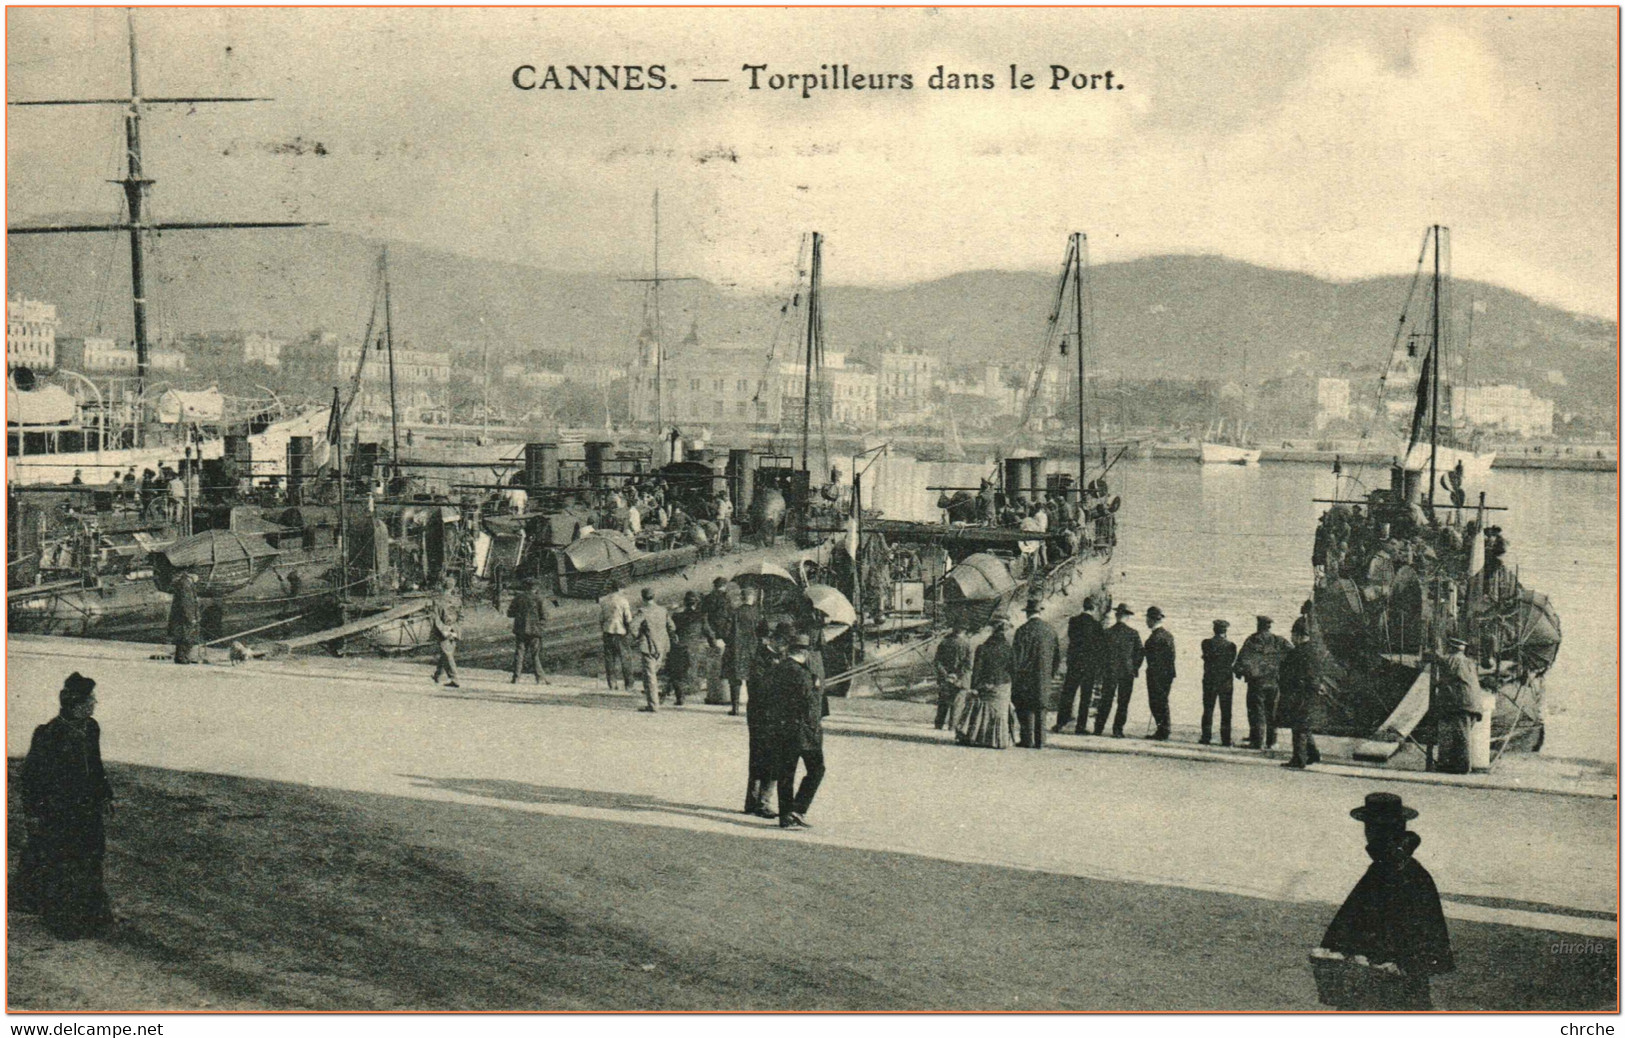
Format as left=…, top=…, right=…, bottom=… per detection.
left=1306, top=636, right=1546, bottom=754
left=7, top=552, right=340, bottom=641
left=1402, top=443, right=1495, bottom=485
left=1199, top=442, right=1261, bottom=465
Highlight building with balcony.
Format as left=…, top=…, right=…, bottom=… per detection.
left=7, top=297, right=59, bottom=371
left=331, top=340, right=453, bottom=423
left=877, top=346, right=939, bottom=422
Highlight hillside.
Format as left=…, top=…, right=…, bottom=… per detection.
left=8, top=227, right=1615, bottom=417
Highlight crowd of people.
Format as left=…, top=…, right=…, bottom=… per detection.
left=13, top=660, right=1455, bottom=1007
left=594, top=576, right=826, bottom=829
left=932, top=599, right=1306, bottom=768
left=930, top=593, right=1484, bottom=774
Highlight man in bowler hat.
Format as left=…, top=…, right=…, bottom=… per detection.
left=1095, top=603, right=1145, bottom=738
left=775, top=632, right=826, bottom=830
left=1054, top=596, right=1105, bottom=734
left=1010, top=597, right=1061, bottom=749
left=1315, top=792, right=1453, bottom=1009
left=1142, top=606, right=1176, bottom=740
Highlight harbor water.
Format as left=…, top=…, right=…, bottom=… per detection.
left=863, top=454, right=1617, bottom=765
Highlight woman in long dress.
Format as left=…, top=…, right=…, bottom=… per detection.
left=17, top=673, right=115, bottom=938
left=956, top=617, right=1018, bottom=748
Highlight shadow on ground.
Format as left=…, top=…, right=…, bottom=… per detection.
left=7, top=760, right=1616, bottom=1012
left=402, top=776, right=769, bottom=831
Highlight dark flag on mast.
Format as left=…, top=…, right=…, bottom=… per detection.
left=327, top=387, right=343, bottom=446
left=1406, top=343, right=1435, bottom=454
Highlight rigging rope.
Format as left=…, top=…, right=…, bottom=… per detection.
left=1345, top=227, right=1433, bottom=492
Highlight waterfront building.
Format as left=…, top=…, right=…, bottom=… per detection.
left=628, top=319, right=878, bottom=429
left=80, top=337, right=139, bottom=373
left=329, top=340, right=452, bottom=424
left=878, top=345, right=939, bottom=423
left=7, top=297, right=59, bottom=371
left=1452, top=384, right=1555, bottom=438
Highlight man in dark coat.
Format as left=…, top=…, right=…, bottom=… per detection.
left=1199, top=619, right=1238, bottom=746
left=743, top=624, right=790, bottom=817
left=1094, top=603, right=1145, bottom=738
left=18, top=673, right=115, bottom=938
left=668, top=590, right=713, bottom=706
left=506, top=579, right=549, bottom=684
left=1142, top=605, right=1176, bottom=741
left=1277, top=626, right=1323, bottom=768
left=719, top=585, right=763, bottom=717
left=702, top=577, right=738, bottom=705
left=1433, top=635, right=1483, bottom=774
left=775, top=632, right=826, bottom=830
left=1235, top=615, right=1291, bottom=750
left=932, top=620, right=974, bottom=730
left=168, top=571, right=202, bottom=664
left=1054, top=597, right=1105, bottom=734
left=1010, top=598, right=1061, bottom=749
left=1316, top=793, right=1453, bottom=1009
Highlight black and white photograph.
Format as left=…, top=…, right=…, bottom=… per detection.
left=4, top=4, right=1618, bottom=1017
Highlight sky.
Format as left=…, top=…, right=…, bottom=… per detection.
left=5, top=7, right=1619, bottom=317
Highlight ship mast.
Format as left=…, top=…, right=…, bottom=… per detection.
left=1428, top=224, right=1443, bottom=511
left=382, top=248, right=401, bottom=481
left=7, top=9, right=318, bottom=440
left=1071, top=232, right=1088, bottom=489
left=619, top=190, right=696, bottom=465
left=802, top=232, right=824, bottom=479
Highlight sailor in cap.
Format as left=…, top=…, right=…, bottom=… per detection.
left=1433, top=635, right=1483, bottom=774
left=1235, top=614, right=1291, bottom=750
left=1200, top=619, right=1238, bottom=746
left=1315, top=793, right=1453, bottom=1009
left=1094, top=603, right=1145, bottom=737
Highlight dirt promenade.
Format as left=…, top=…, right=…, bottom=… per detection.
left=6, top=636, right=1618, bottom=1010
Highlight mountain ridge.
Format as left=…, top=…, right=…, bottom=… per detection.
left=8, top=225, right=1615, bottom=417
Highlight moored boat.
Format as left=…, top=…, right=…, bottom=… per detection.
left=1307, top=227, right=1560, bottom=762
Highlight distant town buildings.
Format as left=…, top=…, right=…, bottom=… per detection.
left=1452, top=383, right=1555, bottom=438
left=7, top=297, right=59, bottom=371
left=242, top=332, right=286, bottom=370
left=561, top=359, right=626, bottom=387
left=877, top=346, right=938, bottom=422
left=1315, top=377, right=1351, bottom=430
left=315, top=340, right=453, bottom=423
left=628, top=320, right=881, bottom=429
left=54, top=336, right=187, bottom=374
left=78, top=338, right=136, bottom=373
left=500, top=363, right=568, bottom=390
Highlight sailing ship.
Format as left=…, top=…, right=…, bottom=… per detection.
left=800, top=233, right=1121, bottom=694
left=1199, top=351, right=1260, bottom=464
left=1307, top=226, right=1560, bottom=761
left=6, top=9, right=323, bottom=488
